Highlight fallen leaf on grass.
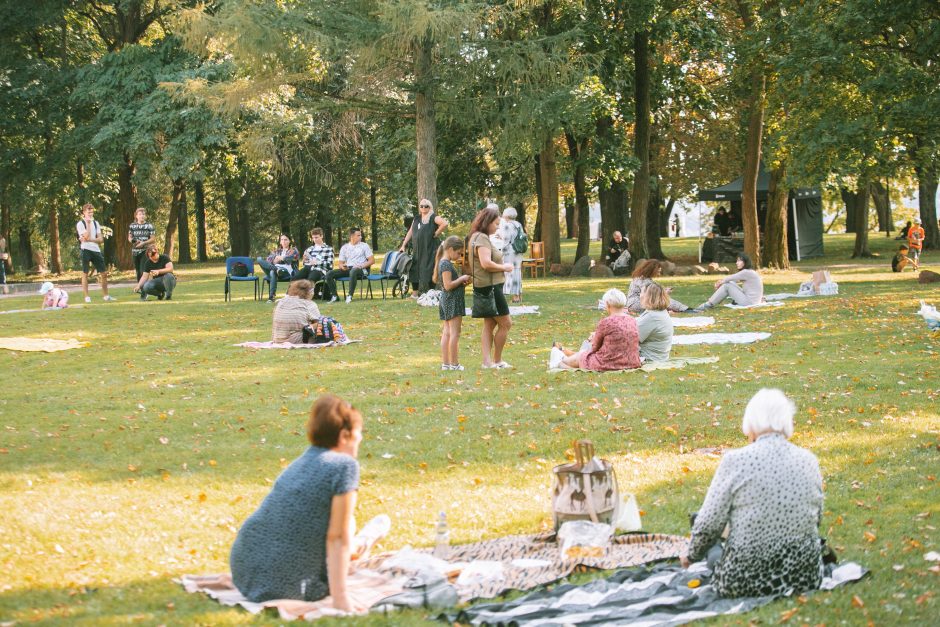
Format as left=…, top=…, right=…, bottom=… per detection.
left=851, top=595, right=864, bottom=608
left=779, top=607, right=798, bottom=622
left=863, top=531, right=876, bottom=543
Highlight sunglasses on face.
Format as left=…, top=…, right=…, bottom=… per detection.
left=419, top=204, right=430, bottom=208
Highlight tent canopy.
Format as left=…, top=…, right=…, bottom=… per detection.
left=697, top=164, right=820, bottom=202
left=697, top=164, right=824, bottom=260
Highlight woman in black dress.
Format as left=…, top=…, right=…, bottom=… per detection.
left=399, top=198, right=449, bottom=297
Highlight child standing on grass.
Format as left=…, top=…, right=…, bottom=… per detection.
left=433, top=236, right=470, bottom=371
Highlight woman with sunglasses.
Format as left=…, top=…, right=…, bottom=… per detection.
left=399, top=198, right=448, bottom=297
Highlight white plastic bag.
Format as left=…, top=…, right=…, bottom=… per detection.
left=557, top=520, right=613, bottom=559
left=455, top=561, right=505, bottom=587
left=378, top=546, right=452, bottom=577
left=614, top=494, right=642, bottom=532
left=918, top=300, right=940, bottom=330
left=818, top=282, right=839, bottom=295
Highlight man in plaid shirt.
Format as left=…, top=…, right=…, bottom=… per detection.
left=296, top=228, right=335, bottom=299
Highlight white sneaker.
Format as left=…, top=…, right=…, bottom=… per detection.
left=494, top=361, right=512, bottom=369
left=451, top=364, right=465, bottom=371
left=345, top=295, right=352, bottom=303
left=441, top=364, right=452, bottom=371
left=102, top=295, right=117, bottom=302
left=329, top=295, right=338, bottom=303
left=84, top=296, right=92, bottom=303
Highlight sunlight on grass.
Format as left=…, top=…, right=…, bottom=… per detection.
left=1, top=235, right=938, bottom=624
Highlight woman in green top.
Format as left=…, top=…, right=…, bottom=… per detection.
left=468, top=206, right=514, bottom=369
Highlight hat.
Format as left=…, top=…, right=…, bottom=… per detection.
left=39, top=281, right=54, bottom=295
left=913, top=217, right=921, bottom=224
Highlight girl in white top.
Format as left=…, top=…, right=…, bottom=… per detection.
left=699, top=253, right=763, bottom=309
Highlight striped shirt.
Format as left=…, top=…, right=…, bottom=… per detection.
left=272, top=296, right=321, bottom=344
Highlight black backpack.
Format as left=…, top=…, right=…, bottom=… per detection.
left=231, top=261, right=250, bottom=277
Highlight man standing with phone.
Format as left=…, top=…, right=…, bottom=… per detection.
left=128, top=207, right=156, bottom=281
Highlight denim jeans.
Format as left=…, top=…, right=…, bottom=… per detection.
left=141, top=273, right=176, bottom=299
left=257, top=259, right=294, bottom=300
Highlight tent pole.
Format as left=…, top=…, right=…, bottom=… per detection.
left=791, top=196, right=801, bottom=262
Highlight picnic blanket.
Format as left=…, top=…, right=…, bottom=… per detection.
left=451, top=560, right=868, bottom=626
left=672, top=316, right=714, bottom=328
left=234, top=339, right=360, bottom=349
left=181, top=533, right=686, bottom=620
left=180, top=570, right=406, bottom=621
left=0, top=337, right=88, bottom=352
left=361, top=532, right=688, bottom=604
left=672, top=332, right=770, bottom=345
left=549, top=356, right=719, bottom=374
left=724, top=301, right=784, bottom=309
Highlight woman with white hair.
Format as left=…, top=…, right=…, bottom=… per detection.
left=680, top=388, right=825, bottom=598
left=496, top=206, right=525, bottom=303
left=399, top=198, right=449, bottom=297
left=550, top=288, right=641, bottom=371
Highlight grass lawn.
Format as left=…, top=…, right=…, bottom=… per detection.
left=1, top=234, right=938, bottom=625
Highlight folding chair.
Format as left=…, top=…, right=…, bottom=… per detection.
left=522, top=241, right=546, bottom=278
left=224, top=256, right=259, bottom=301
left=337, top=268, right=373, bottom=300
left=366, top=252, right=404, bottom=299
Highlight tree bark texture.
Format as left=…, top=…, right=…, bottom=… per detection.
left=740, top=71, right=765, bottom=267
left=598, top=182, right=628, bottom=261
left=564, top=196, right=575, bottom=239
left=276, top=173, right=292, bottom=239
left=629, top=29, right=651, bottom=260
left=414, top=36, right=438, bottom=209
left=840, top=186, right=858, bottom=233
left=538, top=135, right=561, bottom=265
left=164, top=178, right=185, bottom=258
left=47, top=202, right=62, bottom=274
left=194, top=179, right=207, bottom=261
left=370, top=183, right=378, bottom=251
left=869, top=179, right=891, bottom=235
left=115, top=153, right=137, bottom=269
left=846, top=180, right=872, bottom=258
left=534, top=154, right=543, bottom=242
left=645, top=174, right=664, bottom=260
left=177, top=184, right=192, bottom=263
left=916, top=167, right=939, bottom=249
left=764, top=164, right=790, bottom=269
left=224, top=176, right=249, bottom=257
left=564, top=130, right=591, bottom=260
left=18, top=223, right=33, bottom=272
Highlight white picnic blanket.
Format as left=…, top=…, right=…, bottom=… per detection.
left=672, top=316, right=714, bottom=328
left=672, top=332, right=770, bottom=345
left=548, top=356, right=719, bottom=373
left=724, top=301, right=784, bottom=309
left=465, top=305, right=540, bottom=316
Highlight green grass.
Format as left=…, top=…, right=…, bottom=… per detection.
left=1, top=234, right=938, bottom=625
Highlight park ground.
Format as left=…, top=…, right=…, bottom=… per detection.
left=0, top=234, right=938, bottom=626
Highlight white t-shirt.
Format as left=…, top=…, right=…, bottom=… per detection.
left=76, top=219, right=101, bottom=252
left=338, top=242, right=373, bottom=269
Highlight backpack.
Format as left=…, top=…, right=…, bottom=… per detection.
left=231, top=261, right=249, bottom=277
left=77, top=219, right=100, bottom=245
left=394, top=252, right=413, bottom=277
left=310, top=316, right=348, bottom=344
left=511, top=228, right=529, bottom=254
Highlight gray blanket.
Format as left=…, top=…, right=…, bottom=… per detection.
left=449, top=560, right=867, bottom=626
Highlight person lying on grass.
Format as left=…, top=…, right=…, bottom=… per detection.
left=680, top=388, right=825, bottom=598
left=550, top=288, right=640, bottom=371
left=230, top=395, right=374, bottom=611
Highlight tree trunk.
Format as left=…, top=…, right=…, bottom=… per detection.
left=370, top=182, right=378, bottom=251
left=177, top=183, right=192, bottom=263
left=629, top=29, right=651, bottom=260
left=660, top=198, right=674, bottom=237
left=115, top=153, right=137, bottom=269
left=164, top=178, right=185, bottom=258
left=740, top=72, right=765, bottom=267
left=415, top=35, right=438, bottom=208
left=598, top=182, right=628, bottom=261
left=0, top=185, right=12, bottom=274
left=841, top=186, right=858, bottom=233
left=538, top=135, right=561, bottom=264
left=276, top=173, right=292, bottom=238
left=564, top=130, right=591, bottom=260
left=564, top=195, right=575, bottom=239
left=645, top=174, right=665, bottom=260
left=764, top=164, right=790, bottom=269
left=916, top=163, right=939, bottom=250
left=76, top=159, right=87, bottom=204
left=237, top=183, right=251, bottom=255
left=849, top=180, right=872, bottom=258
left=516, top=199, right=527, bottom=230
left=17, top=223, right=33, bottom=272
left=870, top=179, right=891, bottom=235
left=194, top=179, right=208, bottom=261
left=533, top=153, right=543, bottom=241
left=224, top=177, right=244, bottom=256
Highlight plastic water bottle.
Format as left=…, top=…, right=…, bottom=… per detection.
left=432, top=511, right=450, bottom=559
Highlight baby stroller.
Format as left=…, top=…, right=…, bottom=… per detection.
left=377, top=251, right=413, bottom=299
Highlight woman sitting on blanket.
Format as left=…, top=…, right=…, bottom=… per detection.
left=697, top=253, right=763, bottom=309
left=551, top=288, right=641, bottom=371
left=272, top=280, right=323, bottom=344
left=625, top=259, right=691, bottom=313
left=230, top=395, right=378, bottom=610
left=680, top=388, right=824, bottom=598
left=637, top=283, right=673, bottom=362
